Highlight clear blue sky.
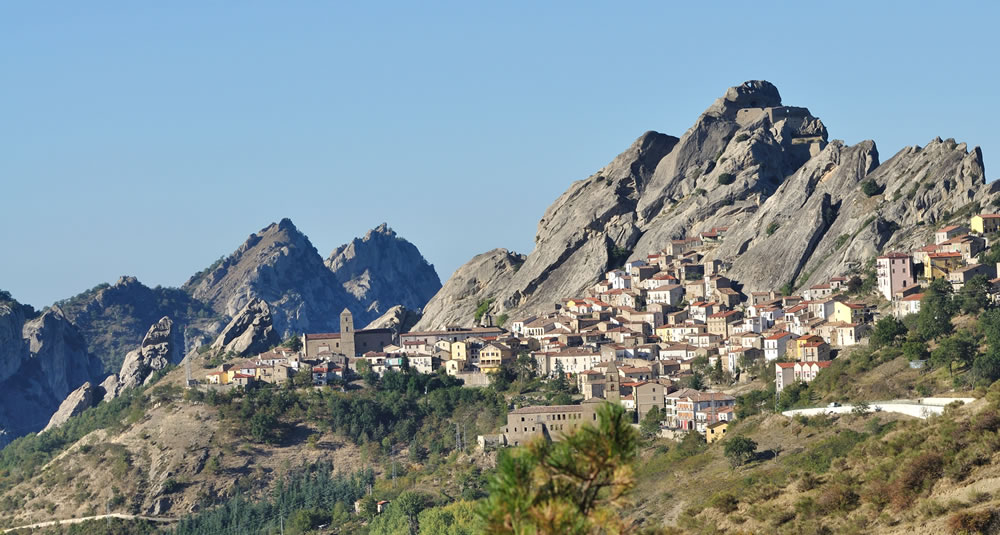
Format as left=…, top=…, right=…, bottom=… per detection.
left=2, top=2, right=997, bottom=308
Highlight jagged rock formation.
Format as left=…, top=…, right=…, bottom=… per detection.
left=183, top=219, right=360, bottom=336
left=56, top=276, right=218, bottom=373
left=418, top=81, right=1000, bottom=328
left=114, top=316, right=180, bottom=395
left=42, top=382, right=95, bottom=433
left=325, top=223, right=441, bottom=316
left=364, top=305, right=422, bottom=337
left=210, top=298, right=280, bottom=357
left=0, top=303, right=103, bottom=447
left=416, top=249, right=526, bottom=330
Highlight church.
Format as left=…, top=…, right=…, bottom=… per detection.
left=301, top=309, right=394, bottom=358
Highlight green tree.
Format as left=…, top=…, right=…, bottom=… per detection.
left=287, top=508, right=331, bottom=535
left=958, top=274, right=991, bottom=314
left=931, top=331, right=977, bottom=376
left=860, top=180, right=880, bottom=196
left=971, top=350, right=1000, bottom=385
left=514, top=352, right=537, bottom=382
left=917, top=278, right=956, bottom=340
left=359, top=494, right=379, bottom=519
left=684, top=371, right=705, bottom=391
left=395, top=491, right=430, bottom=534
left=852, top=400, right=871, bottom=416
left=550, top=361, right=570, bottom=394
left=480, top=403, right=638, bottom=535
left=870, top=316, right=908, bottom=348
left=902, top=339, right=930, bottom=362
left=723, top=436, right=758, bottom=468
left=639, top=406, right=664, bottom=439
left=282, top=334, right=303, bottom=352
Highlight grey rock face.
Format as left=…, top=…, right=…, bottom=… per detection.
left=100, top=374, right=119, bottom=403
left=183, top=219, right=361, bottom=336
left=115, top=316, right=179, bottom=394
left=326, top=223, right=441, bottom=316
left=57, top=275, right=217, bottom=373
left=210, top=298, right=280, bottom=357
left=364, top=305, right=422, bottom=337
left=415, top=249, right=526, bottom=330
left=419, top=81, right=1000, bottom=328
left=0, top=306, right=103, bottom=446
left=43, top=381, right=96, bottom=432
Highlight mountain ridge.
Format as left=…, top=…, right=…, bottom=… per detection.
left=415, top=80, right=1000, bottom=329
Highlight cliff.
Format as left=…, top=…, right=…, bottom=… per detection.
left=417, top=81, right=1000, bottom=328
left=0, top=302, right=104, bottom=447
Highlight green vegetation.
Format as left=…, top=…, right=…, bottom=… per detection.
left=495, top=313, right=509, bottom=328
left=765, top=221, right=780, bottom=236
left=480, top=403, right=638, bottom=534
left=834, top=233, right=851, bottom=250
left=734, top=133, right=749, bottom=142
left=207, top=370, right=505, bottom=450
left=0, top=375, right=173, bottom=493
left=473, top=298, right=494, bottom=324
left=172, top=461, right=374, bottom=535
left=861, top=179, right=883, bottom=197
left=606, top=244, right=631, bottom=270
left=718, top=173, right=736, bottom=186
left=723, top=436, right=758, bottom=467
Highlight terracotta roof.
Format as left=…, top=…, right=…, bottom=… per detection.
left=978, top=214, right=1000, bottom=219
left=776, top=362, right=796, bottom=368
left=765, top=332, right=793, bottom=340
left=510, top=404, right=587, bottom=415
left=879, top=252, right=912, bottom=259
left=938, top=225, right=963, bottom=232
left=900, top=293, right=925, bottom=302
left=929, top=252, right=962, bottom=258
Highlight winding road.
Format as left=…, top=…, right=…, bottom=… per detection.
left=2, top=513, right=176, bottom=533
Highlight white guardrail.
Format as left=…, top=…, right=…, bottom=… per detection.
left=781, top=398, right=976, bottom=420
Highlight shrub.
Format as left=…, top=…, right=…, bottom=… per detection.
left=709, top=492, right=738, bottom=513
left=947, top=509, right=996, bottom=534
left=861, top=180, right=882, bottom=197
left=818, top=483, right=859, bottom=512
left=735, top=133, right=749, bottom=142
left=766, top=222, right=780, bottom=236
left=891, top=452, right=944, bottom=509
left=718, top=173, right=736, bottom=186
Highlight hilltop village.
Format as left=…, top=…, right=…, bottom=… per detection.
left=198, top=213, right=1000, bottom=446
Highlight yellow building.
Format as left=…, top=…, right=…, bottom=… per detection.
left=706, top=421, right=728, bottom=444
left=832, top=301, right=865, bottom=324
left=478, top=342, right=514, bottom=372
left=925, top=252, right=964, bottom=279
left=971, top=214, right=1000, bottom=234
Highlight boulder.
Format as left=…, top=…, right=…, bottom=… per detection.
left=42, top=382, right=96, bottom=432
left=116, top=316, right=178, bottom=393
left=210, top=298, right=280, bottom=357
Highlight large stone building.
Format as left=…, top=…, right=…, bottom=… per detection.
left=499, top=401, right=604, bottom=446
left=302, top=309, right=394, bottom=358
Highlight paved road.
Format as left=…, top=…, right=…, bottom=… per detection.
left=3, top=513, right=176, bottom=533
left=782, top=397, right=976, bottom=420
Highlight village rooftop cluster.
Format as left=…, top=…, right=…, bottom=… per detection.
left=198, top=213, right=1000, bottom=445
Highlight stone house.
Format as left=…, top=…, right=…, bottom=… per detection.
left=500, top=402, right=602, bottom=447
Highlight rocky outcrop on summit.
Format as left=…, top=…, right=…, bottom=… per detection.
left=183, top=219, right=361, bottom=336
left=419, top=80, right=1000, bottom=327
left=57, top=275, right=217, bottom=373
left=210, top=298, right=280, bottom=357
left=0, top=304, right=103, bottom=446
left=365, top=305, right=422, bottom=337
left=325, top=223, right=441, bottom=316
left=114, top=317, right=180, bottom=394
left=43, top=382, right=96, bottom=433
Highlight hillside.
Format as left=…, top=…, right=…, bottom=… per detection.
left=416, top=80, right=1000, bottom=329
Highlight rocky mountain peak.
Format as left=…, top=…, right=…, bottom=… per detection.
left=417, top=81, right=1000, bottom=329
left=326, top=224, right=441, bottom=317
left=705, top=80, right=783, bottom=119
